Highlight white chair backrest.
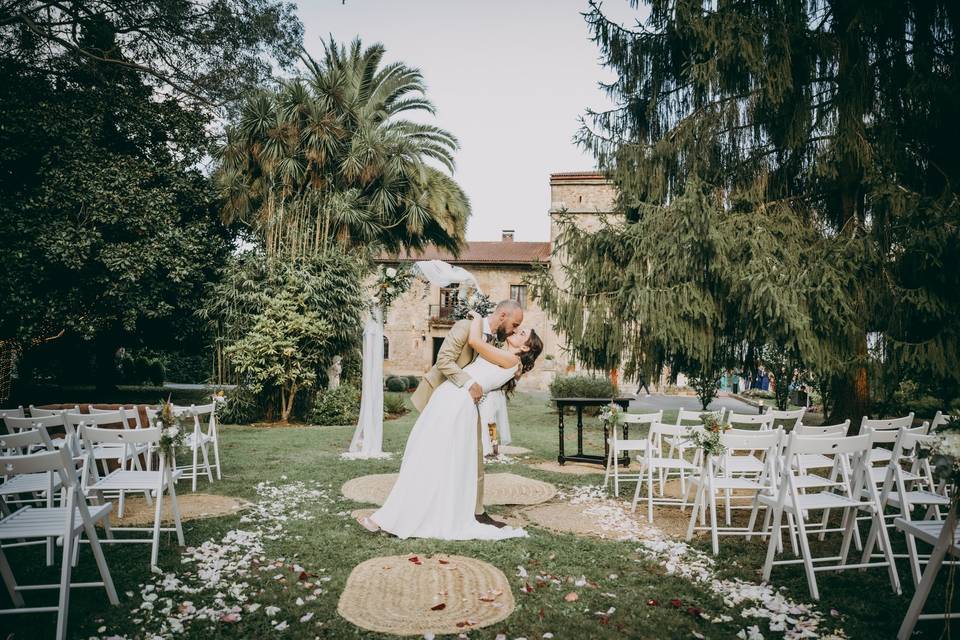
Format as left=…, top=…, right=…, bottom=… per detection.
left=766, top=408, right=805, bottom=429
left=623, top=410, right=662, bottom=425
left=675, top=408, right=725, bottom=425
left=931, top=411, right=953, bottom=430
left=865, top=425, right=901, bottom=445
left=0, top=428, right=53, bottom=454
left=0, top=406, right=24, bottom=420
left=89, top=405, right=141, bottom=428
left=29, top=405, right=79, bottom=417
left=66, top=410, right=127, bottom=429
left=892, top=425, right=936, bottom=457
left=80, top=424, right=160, bottom=446
left=719, top=428, right=782, bottom=452
left=726, top=412, right=775, bottom=429
left=4, top=413, right=69, bottom=438
left=0, top=447, right=75, bottom=486
left=860, top=413, right=914, bottom=432
left=649, top=421, right=692, bottom=439
left=785, top=431, right=871, bottom=457
left=794, top=420, right=850, bottom=437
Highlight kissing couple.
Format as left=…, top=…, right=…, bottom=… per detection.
left=358, top=299, right=543, bottom=540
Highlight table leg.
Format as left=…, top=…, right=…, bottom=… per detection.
left=622, top=423, right=630, bottom=466
left=576, top=406, right=584, bottom=456
left=558, top=408, right=565, bottom=465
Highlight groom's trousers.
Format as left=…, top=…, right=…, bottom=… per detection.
left=475, top=409, right=485, bottom=515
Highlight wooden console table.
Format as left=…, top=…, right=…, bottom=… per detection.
left=552, top=397, right=633, bottom=466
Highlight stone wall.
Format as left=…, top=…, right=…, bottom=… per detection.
left=381, top=264, right=561, bottom=390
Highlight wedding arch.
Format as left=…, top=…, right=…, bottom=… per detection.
left=342, top=260, right=482, bottom=459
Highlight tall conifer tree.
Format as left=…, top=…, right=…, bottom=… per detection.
left=534, top=1, right=959, bottom=423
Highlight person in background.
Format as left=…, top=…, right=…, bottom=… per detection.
left=636, top=373, right=652, bottom=397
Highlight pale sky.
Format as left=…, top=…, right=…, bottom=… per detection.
left=294, top=0, right=641, bottom=242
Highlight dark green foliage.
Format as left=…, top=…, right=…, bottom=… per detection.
left=117, top=354, right=137, bottom=384
left=383, top=392, right=408, bottom=418
left=548, top=374, right=616, bottom=399
left=200, top=248, right=366, bottom=422
left=146, top=360, right=166, bottom=387
left=309, top=384, right=361, bottom=427
left=533, top=1, right=960, bottom=423
left=406, top=375, right=420, bottom=390
left=688, top=372, right=720, bottom=411
left=385, top=376, right=408, bottom=393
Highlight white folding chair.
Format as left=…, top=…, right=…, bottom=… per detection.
left=79, top=425, right=184, bottom=567
left=930, top=411, right=953, bottom=431
left=793, top=421, right=851, bottom=475
left=761, top=431, right=901, bottom=601
left=4, top=413, right=74, bottom=455
left=766, top=408, right=805, bottom=430
left=630, top=422, right=699, bottom=522
left=686, top=428, right=782, bottom=554
left=0, top=446, right=119, bottom=640
left=171, top=403, right=221, bottom=491
left=603, top=411, right=662, bottom=496
left=863, top=425, right=952, bottom=586
left=666, top=408, right=725, bottom=496
left=0, top=406, right=24, bottom=427
left=861, top=414, right=915, bottom=463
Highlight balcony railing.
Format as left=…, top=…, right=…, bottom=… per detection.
left=429, top=304, right=456, bottom=326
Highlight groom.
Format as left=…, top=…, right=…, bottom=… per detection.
left=411, top=299, right=524, bottom=527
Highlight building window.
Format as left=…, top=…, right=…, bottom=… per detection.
left=383, top=336, right=389, bottom=359
left=510, top=285, right=527, bottom=309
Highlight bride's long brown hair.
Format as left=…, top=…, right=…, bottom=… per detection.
left=501, top=329, right=544, bottom=397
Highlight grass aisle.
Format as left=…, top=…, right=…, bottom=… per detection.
left=0, top=393, right=953, bottom=639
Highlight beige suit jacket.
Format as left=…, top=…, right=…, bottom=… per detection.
left=411, top=319, right=475, bottom=412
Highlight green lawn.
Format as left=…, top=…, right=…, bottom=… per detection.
left=1, top=392, right=956, bottom=639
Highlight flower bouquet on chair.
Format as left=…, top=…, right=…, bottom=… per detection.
left=150, top=397, right=187, bottom=465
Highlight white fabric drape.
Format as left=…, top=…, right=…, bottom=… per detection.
left=409, top=260, right=479, bottom=293
left=343, top=306, right=391, bottom=459
left=343, top=260, right=482, bottom=460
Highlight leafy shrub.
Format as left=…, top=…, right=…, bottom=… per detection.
left=549, top=374, right=616, bottom=399
left=385, top=376, right=407, bottom=392
left=146, top=359, right=166, bottom=386
left=162, top=351, right=210, bottom=384
left=383, top=392, right=408, bottom=417
left=891, top=380, right=949, bottom=418
left=406, top=375, right=420, bottom=390
left=218, top=385, right=261, bottom=424
left=133, top=355, right=151, bottom=384
left=309, top=383, right=360, bottom=426
left=117, top=353, right=137, bottom=383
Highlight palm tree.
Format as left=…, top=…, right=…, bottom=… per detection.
left=216, top=37, right=470, bottom=257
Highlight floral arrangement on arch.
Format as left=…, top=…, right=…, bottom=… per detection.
left=372, top=265, right=414, bottom=313
left=925, top=416, right=960, bottom=499
left=150, top=397, right=187, bottom=460
left=452, top=290, right=494, bottom=321
left=688, top=412, right=730, bottom=457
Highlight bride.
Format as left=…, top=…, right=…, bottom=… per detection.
left=358, top=313, right=543, bottom=540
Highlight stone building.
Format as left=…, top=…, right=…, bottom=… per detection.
left=376, top=171, right=619, bottom=390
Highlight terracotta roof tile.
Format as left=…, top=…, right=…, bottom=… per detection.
left=378, top=241, right=551, bottom=265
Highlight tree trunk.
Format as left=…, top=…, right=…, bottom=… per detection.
left=828, top=334, right=871, bottom=434
left=327, top=355, right=342, bottom=390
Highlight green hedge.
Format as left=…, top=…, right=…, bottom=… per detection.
left=549, top=374, right=616, bottom=399
left=385, top=376, right=407, bottom=392
left=309, top=383, right=361, bottom=426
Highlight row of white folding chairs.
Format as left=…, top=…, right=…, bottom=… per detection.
left=3, top=401, right=223, bottom=493
left=0, top=430, right=119, bottom=640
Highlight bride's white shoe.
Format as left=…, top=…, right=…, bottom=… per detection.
left=357, top=515, right=381, bottom=533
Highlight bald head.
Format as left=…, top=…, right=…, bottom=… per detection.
left=489, top=299, right=524, bottom=339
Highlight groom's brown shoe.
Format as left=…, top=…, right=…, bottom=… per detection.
left=476, top=512, right=507, bottom=528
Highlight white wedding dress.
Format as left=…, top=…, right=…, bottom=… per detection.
left=370, top=357, right=528, bottom=540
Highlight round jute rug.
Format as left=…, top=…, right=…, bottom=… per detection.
left=109, top=494, right=251, bottom=526
left=342, top=473, right=557, bottom=506
left=499, top=445, right=532, bottom=455
left=521, top=498, right=695, bottom=540
left=527, top=460, right=606, bottom=476
left=338, top=554, right=514, bottom=636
